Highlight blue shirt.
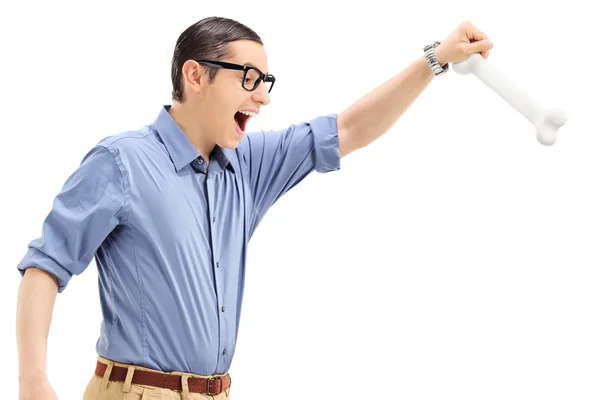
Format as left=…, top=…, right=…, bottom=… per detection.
left=17, top=105, right=341, bottom=376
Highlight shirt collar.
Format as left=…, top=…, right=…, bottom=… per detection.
left=151, top=105, right=234, bottom=173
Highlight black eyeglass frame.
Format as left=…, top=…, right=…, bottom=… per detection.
left=196, top=60, right=275, bottom=93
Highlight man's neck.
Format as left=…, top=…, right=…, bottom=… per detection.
left=168, top=101, right=215, bottom=163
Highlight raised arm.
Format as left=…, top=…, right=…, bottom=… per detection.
left=337, top=21, right=493, bottom=157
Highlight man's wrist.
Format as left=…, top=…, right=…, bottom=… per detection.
left=19, top=368, right=47, bottom=385
left=423, top=41, right=449, bottom=76
left=434, top=46, right=449, bottom=67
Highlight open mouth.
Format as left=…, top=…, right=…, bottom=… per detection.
left=234, top=110, right=256, bottom=133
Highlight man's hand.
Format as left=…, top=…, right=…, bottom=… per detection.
left=435, top=20, right=494, bottom=66
left=19, top=375, right=59, bottom=400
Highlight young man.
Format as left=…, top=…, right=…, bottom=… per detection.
left=16, top=16, right=493, bottom=400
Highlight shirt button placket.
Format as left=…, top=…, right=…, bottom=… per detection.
left=206, top=175, right=227, bottom=370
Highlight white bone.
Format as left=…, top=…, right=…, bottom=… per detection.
left=452, top=53, right=567, bottom=146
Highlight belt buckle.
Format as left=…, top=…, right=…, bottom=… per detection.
left=206, top=376, right=218, bottom=396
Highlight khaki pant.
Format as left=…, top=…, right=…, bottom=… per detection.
left=83, top=356, right=231, bottom=400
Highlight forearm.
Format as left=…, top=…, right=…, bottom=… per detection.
left=16, top=267, right=58, bottom=383
left=337, top=55, right=435, bottom=157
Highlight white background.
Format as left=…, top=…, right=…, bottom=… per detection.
left=1, top=0, right=599, bottom=399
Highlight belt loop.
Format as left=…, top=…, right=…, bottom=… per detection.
left=101, top=360, right=114, bottom=389
left=225, top=373, right=231, bottom=397
left=180, top=374, right=191, bottom=400
left=123, top=366, right=135, bottom=393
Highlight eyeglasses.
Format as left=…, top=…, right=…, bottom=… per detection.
left=196, top=60, right=276, bottom=93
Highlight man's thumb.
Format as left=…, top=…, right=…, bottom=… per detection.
left=470, top=39, right=493, bottom=53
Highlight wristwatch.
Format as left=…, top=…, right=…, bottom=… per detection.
left=423, top=41, right=448, bottom=76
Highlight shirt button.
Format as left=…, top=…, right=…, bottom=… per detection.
left=198, top=158, right=204, bottom=165
left=221, top=306, right=226, bottom=312
left=216, top=262, right=220, bottom=268
left=223, top=349, right=227, bottom=355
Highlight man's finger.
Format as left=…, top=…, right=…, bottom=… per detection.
left=469, top=39, right=494, bottom=55
left=465, top=22, right=489, bottom=42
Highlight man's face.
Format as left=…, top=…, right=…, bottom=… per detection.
left=196, top=40, right=272, bottom=149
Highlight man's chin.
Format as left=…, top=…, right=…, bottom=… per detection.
left=218, top=137, right=244, bottom=150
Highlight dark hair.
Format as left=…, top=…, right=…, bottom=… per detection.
left=170, top=16, right=263, bottom=101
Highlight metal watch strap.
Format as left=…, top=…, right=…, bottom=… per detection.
left=423, top=41, right=448, bottom=76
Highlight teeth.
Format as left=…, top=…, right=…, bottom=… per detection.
left=239, top=110, right=257, bottom=118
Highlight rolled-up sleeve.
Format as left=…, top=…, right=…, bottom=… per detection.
left=311, top=114, right=341, bottom=173
left=238, top=113, right=341, bottom=227
left=17, top=145, right=127, bottom=292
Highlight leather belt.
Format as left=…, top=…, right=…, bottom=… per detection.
left=95, top=361, right=231, bottom=395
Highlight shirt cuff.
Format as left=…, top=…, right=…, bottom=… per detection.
left=310, top=113, right=341, bottom=173
left=17, top=248, right=72, bottom=293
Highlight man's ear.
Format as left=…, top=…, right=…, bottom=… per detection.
left=181, top=60, right=207, bottom=95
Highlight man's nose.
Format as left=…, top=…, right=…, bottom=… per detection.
left=252, top=81, right=271, bottom=106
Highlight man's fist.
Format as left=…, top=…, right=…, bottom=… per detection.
left=435, top=20, right=494, bottom=66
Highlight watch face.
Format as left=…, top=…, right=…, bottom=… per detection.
left=424, top=42, right=439, bottom=52
left=424, top=41, right=440, bottom=51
